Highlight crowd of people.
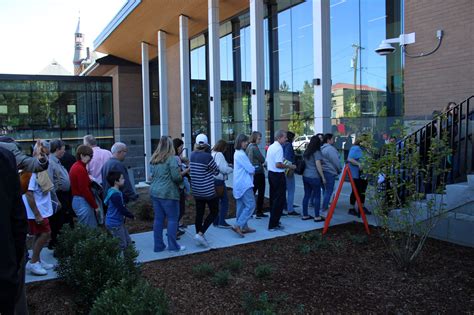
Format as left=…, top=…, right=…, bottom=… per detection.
left=0, top=129, right=363, bottom=314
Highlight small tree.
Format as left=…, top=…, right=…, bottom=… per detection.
left=364, top=119, right=451, bottom=270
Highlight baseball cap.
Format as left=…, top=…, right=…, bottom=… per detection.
left=195, top=133, right=208, bottom=145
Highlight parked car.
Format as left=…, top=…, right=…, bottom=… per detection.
left=292, top=135, right=312, bottom=150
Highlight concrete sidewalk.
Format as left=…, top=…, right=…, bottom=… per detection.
left=26, top=176, right=376, bottom=283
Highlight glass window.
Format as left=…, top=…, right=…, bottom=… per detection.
left=0, top=76, right=113, bottom=150
left=330, top=0, right=403, bottom=144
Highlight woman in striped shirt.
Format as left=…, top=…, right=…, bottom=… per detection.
left=189, top=134, right=219, bottom=247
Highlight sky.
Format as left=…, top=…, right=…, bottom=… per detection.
left=0, top=0, right=126, bottom=75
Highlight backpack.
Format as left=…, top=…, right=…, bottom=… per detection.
left=294, top=158, right=306, bottom=175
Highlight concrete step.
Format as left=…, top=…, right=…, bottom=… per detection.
left=429, top=212, right=474, bottom=247
left=468, top=174, right=474, bottom=188
left=455, top=201, right=474, bottom=216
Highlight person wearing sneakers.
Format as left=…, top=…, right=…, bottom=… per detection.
left=104, top=171, right=135, bottom=251
left=266, top=130, right=296, bottom=231
left=246, top=131, right=268, bottom=218
left=231, top=134, right=256, bottom=237
left=320, top=133, right=342, bottom=217
left=211, top=139, right=233, bottom=228
left=23, top=169, right=55, bottom=276
left=149, top=136, right=186, bottom=252
left=189, top=133, right=219, bottom=247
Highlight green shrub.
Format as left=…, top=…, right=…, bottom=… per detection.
left=346, top=233, right=368, bottom=245
left=312, top=234, right=330, bottom=250
left=91, top=279, right=168, bottom=315
left=54, top=225, right=103, bottom=259
left=242, top=292, right=275, bottom=315
left=222, top=258, right=243, bottom=274
left=254, top=264, right=273, bottom=280
left=192, top=263, right=214, bottom=278
left=55, top=226, right=140, bottom=306
left=299, top=231, right=321, bottom=241
left=299, top=244, right=312, bottom=255
left=212, top=270, right=231, bottom=287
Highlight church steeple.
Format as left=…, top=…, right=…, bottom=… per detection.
left=73, top=16, right=86, bottom=75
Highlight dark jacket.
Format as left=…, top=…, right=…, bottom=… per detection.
left=0, top=147, right=26, bottom=306
left=101, top=157, right=139, bottom=204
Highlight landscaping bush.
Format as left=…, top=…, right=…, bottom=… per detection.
left=90, top=279, right=169, bottom=315
left=55, top=226, right=140, bottom=306
left=192, top=263, right=214, bottom=278
left=254, top=264, right=273, bottom=280
left=212, top=270, right=231, bottom=287
left=222, top=258, right=243, bottom=274
left=242, top=292, right=275, bottom=315
left=54, top=225, right=103, bottom=259
left=365, top=120, right=450, bottom=270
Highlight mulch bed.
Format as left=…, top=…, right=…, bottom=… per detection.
left=26, top=223, right=474, bottom=314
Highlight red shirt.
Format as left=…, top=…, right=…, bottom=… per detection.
left=69, top=161, right=98, bottom=209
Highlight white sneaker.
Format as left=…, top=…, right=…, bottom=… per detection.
left=40, top=260, right=55, bottom=270
left=194, top=234, right=209, bottom=247
left=26, top=261, right=48, bottom=276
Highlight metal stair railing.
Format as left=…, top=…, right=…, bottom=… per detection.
left=401, top=95, right=473, bottom=196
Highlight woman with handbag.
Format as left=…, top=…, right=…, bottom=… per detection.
left=232, top=134, right=256, bottom=237
left=150, top=136, right=185, bottom=252
left=211, top=140, right=233, bottom=228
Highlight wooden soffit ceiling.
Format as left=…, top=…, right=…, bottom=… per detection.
left=95, top=0, right=250, bottom=64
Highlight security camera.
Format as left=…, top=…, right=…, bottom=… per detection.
left=375, top=33, right=416, bottom=56
left=375, top=42, right=396, bottom=56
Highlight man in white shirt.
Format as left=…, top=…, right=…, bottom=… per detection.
left=265, top=130, right=296, bottom=230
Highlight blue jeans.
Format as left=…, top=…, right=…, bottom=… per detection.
left=322, top=172, right=337, bottom=210
left=213, top=182, right=229, bottom=225
left=302, top=176, right=321, bottom=217
left=152, top=197, right=180, bottom=252
left=236, top=188, right=256, bottom=229
left=72, top=196, right=97, bottom=228
left=107, top=224, right=132, bottom=250
left=286, top=173, right=295, bottom=212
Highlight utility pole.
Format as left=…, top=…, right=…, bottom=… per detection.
left=351, top=43, right=364, bottom=115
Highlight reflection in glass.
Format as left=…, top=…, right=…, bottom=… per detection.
left=330, top=0, right=403, bottom=145
left=0, top=77, right=113, bottom=150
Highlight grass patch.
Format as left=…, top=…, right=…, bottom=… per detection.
left=222, top=258, right=243, bottom=274
left=254, top=264, right=273, bottom=280
left=242, top=292, right=275, bottom=315
left=192, top=263, right=214, bottom=278
left=212, top=270, right=231, bottom=287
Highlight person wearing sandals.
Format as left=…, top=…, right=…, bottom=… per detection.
left=150, top=136, right=185, bottom=252
left=320, top=133, right=342, bottom=217
left=211, top=139, right=233, bottom=228
left=231, top=134, right=256, bottom=237
left=189, top=134, right=219, bottom=247
left=301, top=135, right=326, bottom=222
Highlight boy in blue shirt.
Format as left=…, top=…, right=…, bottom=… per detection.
left=104, top=171, right=135, bottom=250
